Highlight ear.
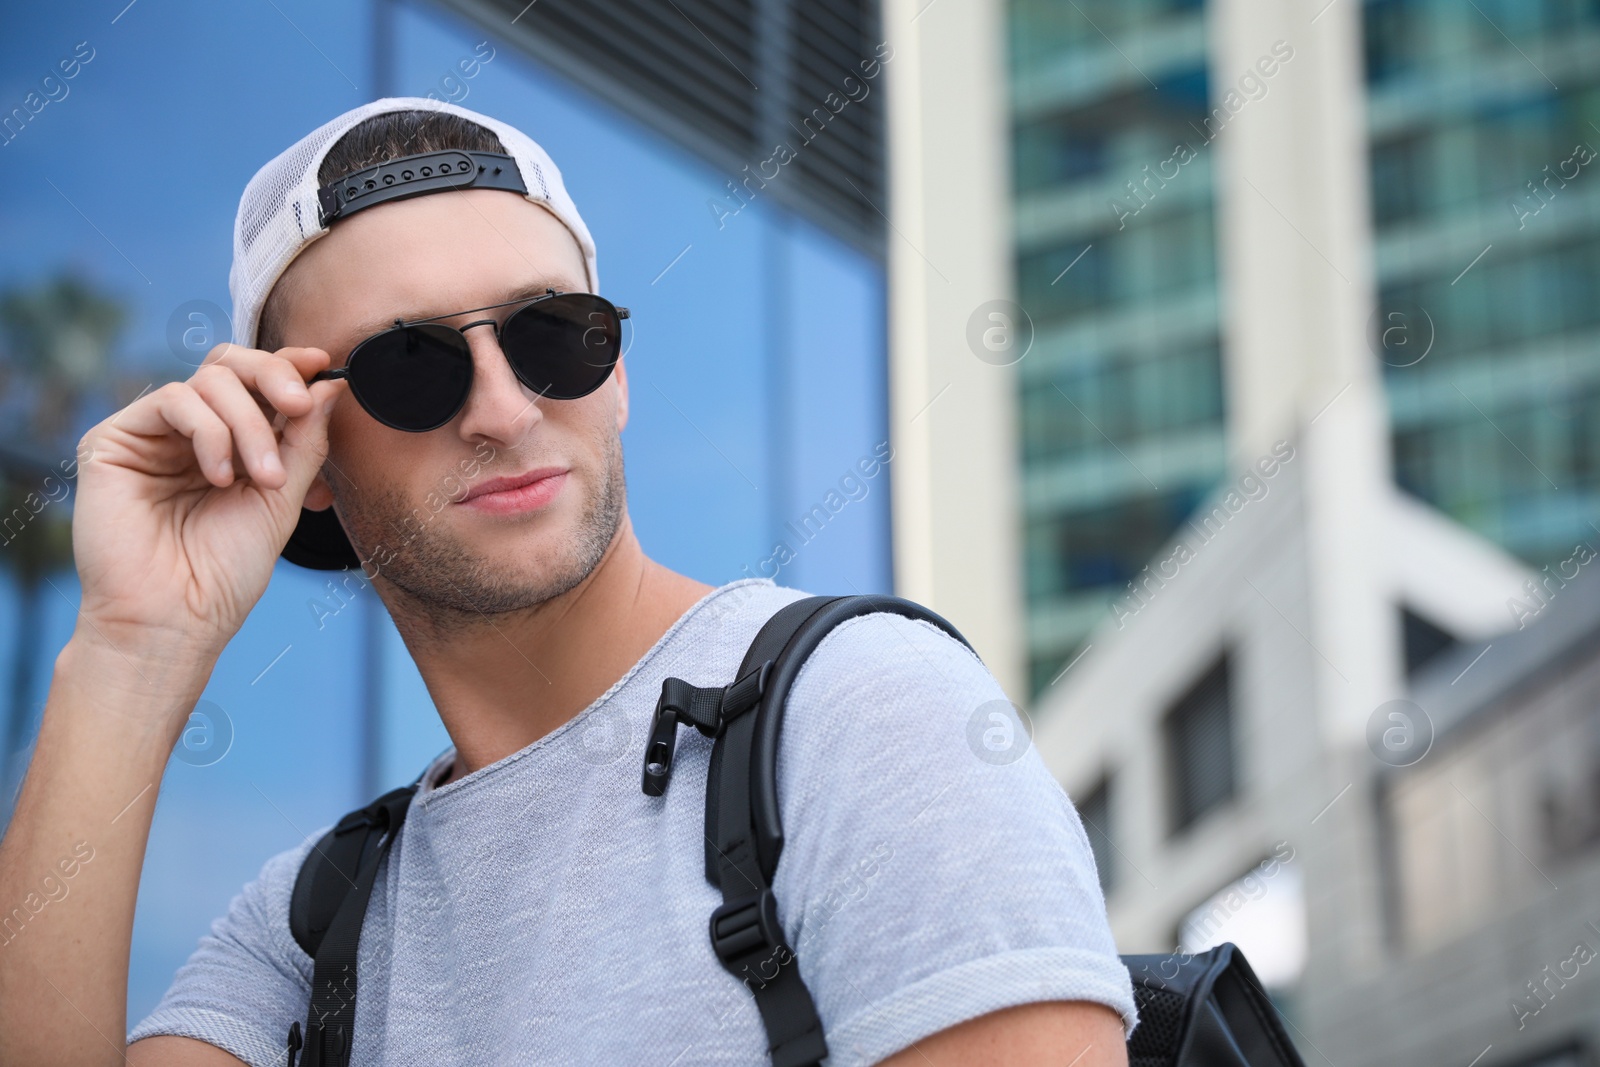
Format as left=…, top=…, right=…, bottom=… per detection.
left=613, top=355, right=629, bottom=434
left=304, top=466, right=334, bottom=511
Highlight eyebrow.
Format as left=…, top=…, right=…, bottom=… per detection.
left=337, top=276, right=581, bottom=353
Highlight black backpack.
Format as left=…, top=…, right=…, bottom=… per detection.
left=1123, top=943, right=1306, bottom=1067
left=282, top=594, right=1306, bottom=1067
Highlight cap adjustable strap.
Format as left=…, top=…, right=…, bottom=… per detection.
left=316, top=149, right=528, bottom=226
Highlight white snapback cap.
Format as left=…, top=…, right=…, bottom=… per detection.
left=228, top=96, right=600, bottom=350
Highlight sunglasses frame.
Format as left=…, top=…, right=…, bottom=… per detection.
left=311, top=288, right=631, bottom=433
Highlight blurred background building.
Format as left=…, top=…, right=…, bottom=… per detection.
left=1, top=0, right=1598, bottom=1063
left=1006, top=1, right=1600, bottom=1066
left=1009, top=0, right=1228, bottom=697
left=1007, top=0, right=1600, bottom=700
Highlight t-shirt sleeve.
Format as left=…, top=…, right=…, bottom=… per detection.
left=770, top=612, right=1136, bottom=1067
left=127, top=830, right=324, bottom=1065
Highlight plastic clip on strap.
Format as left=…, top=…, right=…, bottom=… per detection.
left=709, top=887, right=828, bottom=1067
left=641, top=661, right=770, bottom=797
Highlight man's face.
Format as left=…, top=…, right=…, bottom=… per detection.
left=278, top=189, right=629, bottom=628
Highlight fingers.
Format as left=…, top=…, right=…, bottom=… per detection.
left=201, top=343, right=329, bottom=422
left=189, top=364, right=290, bottom=488
left=275, top=377, right=347, bottom=523
left=106, top=381, right=236, bottom=485
left=277, top=377, right=346, bottom=494
left=194, top=344, right=336, bottom=486
left=253, top=355, right=314, bottom=420
left=97, top=344, right=338, bottom=491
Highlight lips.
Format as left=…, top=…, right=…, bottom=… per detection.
left=457, top=468, right=569, bottom=517
left=460, top=466, right=568, bottom=502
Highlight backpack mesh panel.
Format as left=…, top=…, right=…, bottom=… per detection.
left=1129, top=983, right=1184, bottom=1067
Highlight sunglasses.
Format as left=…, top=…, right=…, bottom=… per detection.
left=311, top=289, right=629, bottom=432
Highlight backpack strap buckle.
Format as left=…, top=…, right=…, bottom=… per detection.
left=642, top=661, right=771, bottom=797
left=709, top=888, right=790, bottom=987
left=711, top=885, right=829, bottom=1067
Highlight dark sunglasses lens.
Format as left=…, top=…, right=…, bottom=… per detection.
left=350, top=323, right=472, bottom=431
left=500, top=294, right=621, bottom=401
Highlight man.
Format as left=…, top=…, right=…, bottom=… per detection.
left=0, top=98, right=1135, bottom=1065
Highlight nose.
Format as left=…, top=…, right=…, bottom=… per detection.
left=454, top=320, right=544, bottom=443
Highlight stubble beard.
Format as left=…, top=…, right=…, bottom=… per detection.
left=330, top=426, right=626, bottom=641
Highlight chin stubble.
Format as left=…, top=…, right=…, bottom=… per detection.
left=330, top=427, right=626, bottom=638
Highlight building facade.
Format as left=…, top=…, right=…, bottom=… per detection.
left=1368, top=0, right=1600, bottom=572
left=1020, top=1, right=1600, bottom=1064
left=1008, top=0, right=1228, bottom=697
left=1008, top=0, right=1600, bottom=699
left=1351, top=572, right=1600, bottom=1065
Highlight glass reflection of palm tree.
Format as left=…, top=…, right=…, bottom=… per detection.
left=0, top=275, right=127, bottom=797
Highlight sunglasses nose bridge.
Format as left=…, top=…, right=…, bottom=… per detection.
left=457, top=319, right=546, bottom=427
left=458, top=317, right=502, bottom=338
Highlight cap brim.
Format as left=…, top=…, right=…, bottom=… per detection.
left=281, top=505, right=362, bottom=570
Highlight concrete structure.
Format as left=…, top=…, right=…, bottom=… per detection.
left=1340, top=565, right=1600, bottom=1066
left=1004, top=0, right=1600, bottom=701
left=883, top=0, right=1026, bottom=701
left=1022, top=1, right=1600, bottom=1063
left=1032, top=434, right=1536, bottom=1056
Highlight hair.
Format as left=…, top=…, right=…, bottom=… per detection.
left=254, top=110, right=507, bottom=353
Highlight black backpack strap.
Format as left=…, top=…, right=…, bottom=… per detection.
left=285, top=783, right=418, bottom=1067
left=642, top=593, right=975, bottom=1067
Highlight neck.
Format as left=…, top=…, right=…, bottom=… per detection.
left=375, top=515, right=714, bottom=786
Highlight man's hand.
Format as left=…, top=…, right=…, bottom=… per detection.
left=0, top=343, right=347, bottom=1067
left=72, top=343, right=346, bottom=673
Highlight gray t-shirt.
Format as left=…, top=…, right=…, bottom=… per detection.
left=130, top=578, right=1136, bottom=1065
